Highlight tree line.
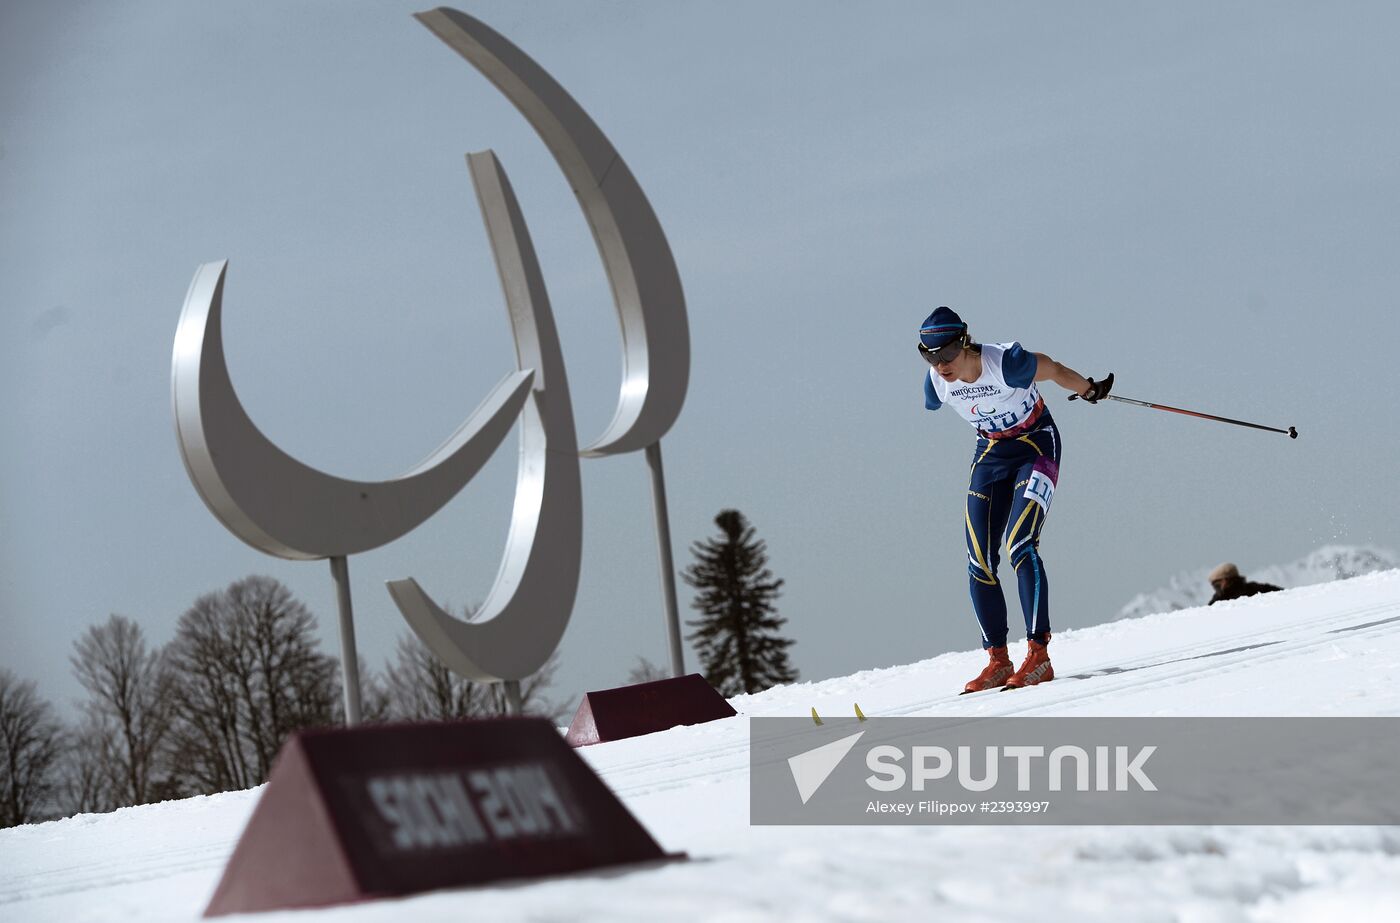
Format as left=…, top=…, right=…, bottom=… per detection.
left=0, top=575, right=558, bottom=827
left=3, top=506, right=801, bottom=829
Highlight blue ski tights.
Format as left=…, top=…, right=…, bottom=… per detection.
left=963, top=423, right=1062, bottom=649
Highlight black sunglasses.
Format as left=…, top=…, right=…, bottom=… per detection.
left=918, top=340, right=964, bottom=365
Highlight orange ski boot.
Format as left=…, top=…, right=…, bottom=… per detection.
left=1002, top=635, right=1054, bottom=690
left=961, top=646, right=1014, bottom=694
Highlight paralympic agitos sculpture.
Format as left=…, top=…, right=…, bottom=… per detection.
left=171, top=8, right=689, bottom=723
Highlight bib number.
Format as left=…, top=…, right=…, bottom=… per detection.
left=1024, top=457, right=1059, bottom=512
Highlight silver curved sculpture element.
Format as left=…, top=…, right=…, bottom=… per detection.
left=171, top=259, right=535, bottom=560
left=387, top=150, right=582, bottom=681
left=415, top=7, right=689, bottom=457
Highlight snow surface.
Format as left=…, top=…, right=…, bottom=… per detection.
left=1114, top=545, right=1398, bottom=623
left=4, top=570, right=1400, bottom=922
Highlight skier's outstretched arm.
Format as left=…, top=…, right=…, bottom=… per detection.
left=1033, top=353, right=1114, bottom=402
left=1032, top=353, right=1092, bottom=395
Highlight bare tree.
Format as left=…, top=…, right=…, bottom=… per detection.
left=381, top=627, right=563, bottom=722
left=163, top=576, right=338, bottom=795
left=57, top=715, right=123, bottom=816
left=69, top=615, right=173, bottom=808
left=0, top=669, right=64, bottom=827
left=354, top=654, right=392, bottom=724
left=627, top=656, right=669, bottom=685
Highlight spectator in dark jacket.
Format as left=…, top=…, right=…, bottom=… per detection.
left=1207, top=562, right=1282, bottom=605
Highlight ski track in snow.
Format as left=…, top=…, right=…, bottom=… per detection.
left=585, top=591, right=1400, bottom=800
left=3, top=572, right=1400, bottom=922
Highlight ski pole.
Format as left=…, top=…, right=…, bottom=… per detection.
left=1073, top=391, right=1298, bottom=439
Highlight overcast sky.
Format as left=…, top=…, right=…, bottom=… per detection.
left=4, top=1, right=1398, bottom=716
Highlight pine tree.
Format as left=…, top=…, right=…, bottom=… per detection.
left=683, top=509, right=797, bottom=696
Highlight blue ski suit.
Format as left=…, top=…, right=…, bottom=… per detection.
left=925, top=343, right=1059, bottom=649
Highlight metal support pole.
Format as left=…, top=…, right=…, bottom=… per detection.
left=328, top=556, right=363, bottom=726
left=503, top=679, right=524, bottom=715
left=644, top=441, right=686, bottom=677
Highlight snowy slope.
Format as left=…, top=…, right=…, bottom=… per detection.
left=1114, top=545, right=1398, bottom=622
left=4, top=570, right=1400, bottom=922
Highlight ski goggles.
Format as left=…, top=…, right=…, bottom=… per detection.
left=918, top=339, right=964, bottom=365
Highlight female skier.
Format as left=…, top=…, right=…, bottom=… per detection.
left=918, top=306, right=1112, bottom=692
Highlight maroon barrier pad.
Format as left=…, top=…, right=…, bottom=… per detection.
left=204, top=718, right=677, bottom=916
left=566, top=673, right=737, bottom=747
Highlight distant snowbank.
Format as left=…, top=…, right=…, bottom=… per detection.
left=1114, top=544, right=1398, bottom=622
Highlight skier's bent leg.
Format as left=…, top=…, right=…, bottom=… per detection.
left=966, top=478, right=1012, bottom=648
left=1010, top=542, right=1050, bottom=643
left=1006, top=491, right=1050, bottom=643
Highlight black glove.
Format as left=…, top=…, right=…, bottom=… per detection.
left=1070, top=372, right=1114, bottom=403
